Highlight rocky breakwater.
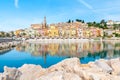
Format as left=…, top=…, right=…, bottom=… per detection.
left=0, top=57, right=120, bottom=80
left=0, top=41, right=20, bottom=51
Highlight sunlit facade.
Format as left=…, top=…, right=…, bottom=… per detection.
left=15, top=17, right=104, bottom=39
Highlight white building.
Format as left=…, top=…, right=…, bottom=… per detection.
left=106, top=20, right=114, bottom=28
left=114, top=21, right=120, bottom=24
left=107, top=20, right=120, bottom=29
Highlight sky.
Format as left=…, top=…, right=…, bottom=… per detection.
left=0, top=0, right=120, bottom=31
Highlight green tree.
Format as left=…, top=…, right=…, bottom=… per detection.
left=99, top=19, right=107, bottom=29
left=0, top=31, right=5, bottom=37
left=113, top=24, right=120, bottom=36
left=21, top=32, right=26, bottom=37
left=82, top=20, right=84, bottom=23
left=76, top=19, right=82, bottom=22
left=114, top=33, right=120, bottom=37
left=100, top=19, right=106, bottom=24
left=95, top=23, right=100, bottom=27
left=113, top=24, right=120, bottom=30
left=72, top=20, right=74, bottom=23
left=93, top=21, right=96, bottom=25
left=67, top=19, right=71, bottom=23
left=87, top=22, right=93, bottom=27
left=11, top=31, right=15, bottom=37
left=6, top=33, right=10, bottom=37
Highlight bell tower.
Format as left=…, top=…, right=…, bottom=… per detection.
left=43, top=16, right=47, bottom=28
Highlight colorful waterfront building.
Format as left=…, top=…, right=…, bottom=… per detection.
left=31, top=24, right=42, bottom=37
left=42, top=28, right=48, bottom=38
left=88, top=27, right=103, bottom=38
left=106, top=20, right=114, bottom=29
left=14, top=29, right=25, bottom=37
left=23, top=17, right=106, bottom=39
left=70, top=25, right=77, bottom=38
left=48, top=26, right=59, bottom=38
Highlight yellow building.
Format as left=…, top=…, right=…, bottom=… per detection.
left=69, top=26, right=77, bottom=38
left=48, top=26, right=59, bottom=38
left=14, top=29, right=24, bottom=37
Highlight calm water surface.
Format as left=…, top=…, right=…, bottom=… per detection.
left=0, top=41, right=120, bottom=72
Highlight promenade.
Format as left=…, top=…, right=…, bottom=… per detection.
left=26, top=38, right=120, bottom=44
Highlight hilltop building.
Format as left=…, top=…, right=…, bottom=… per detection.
left=107, top=20, right=120, bottom=29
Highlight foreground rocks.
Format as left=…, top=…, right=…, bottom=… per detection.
left=0, top=58, right=120, bottom=80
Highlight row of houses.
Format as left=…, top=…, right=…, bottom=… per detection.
left=14, top=21, right=103, bottom=39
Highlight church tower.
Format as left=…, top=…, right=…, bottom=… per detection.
left=43, top=16, right=47, bottom=28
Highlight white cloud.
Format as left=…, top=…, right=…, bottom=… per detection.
left=77, top=0, right=93, bottom=10
left=15, top=0, right=19, bottom=8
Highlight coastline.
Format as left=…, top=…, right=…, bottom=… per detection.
left=0, top=40, right=21, bottom=51
left=26, top=38, right=120, bottom=43
left=0, top=57, right=120, bottom=80
left=0, top=38, right=120, bottom=80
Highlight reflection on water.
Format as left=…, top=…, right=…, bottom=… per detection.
left=16, top=41, right=120, bottom=63
left=0, top=49, right=12, bottom=55
left=0, top=41, right=120, bottom=72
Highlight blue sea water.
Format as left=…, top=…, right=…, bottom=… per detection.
left=0, top=41, right=120, bottom=72
left=0, top=49, right=67, bottom=72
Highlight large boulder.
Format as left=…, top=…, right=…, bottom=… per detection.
left=47, top=58, right=81, bottom=73
left=95, top=60, right=112, bottom=74
left=37, top=71, right=82, bottom=80
left=109, top=58, right=120, bottom=75
left=18, top=64, right=45, bottom=80
left=0, top=73, right=9, bottom=80
left=37, top=58, right=82, bottom=80
left=0, top=66, right=22, bottom=80
left=1, top=58, right=120, bottom=80
left=42, top=58, right=94, bottom=80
